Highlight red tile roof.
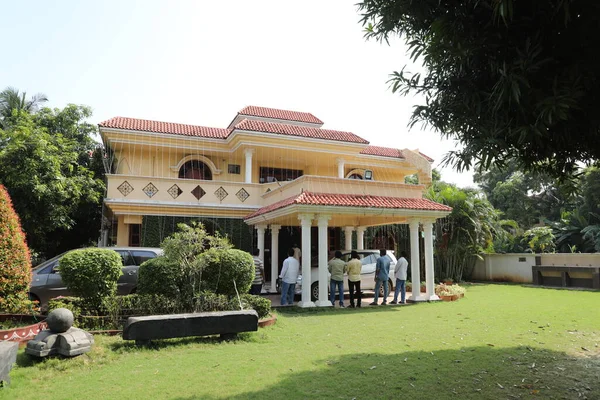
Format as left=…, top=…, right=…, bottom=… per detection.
left=360, top=146, right=404, bottom=158
left=235, top=119, right=369, bottom=144
left=419, top=152, right=434, bottom=162
left=238, top=106, right=323, bottom=125
left=245, top=192, right=452, bottom=219
left=99, top=117, right=230, bottom=139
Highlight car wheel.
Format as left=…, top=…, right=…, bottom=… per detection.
left=311, top=282, right=319, bottom=302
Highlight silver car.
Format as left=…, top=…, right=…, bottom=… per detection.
left=298, top=250, right=398, bottom=301
left=29, top=247, right=162, bottom=308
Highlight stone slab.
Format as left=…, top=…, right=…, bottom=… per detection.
left=0, top=341, right=18, bottom=387
left=122, top=310, right=258, bottom=342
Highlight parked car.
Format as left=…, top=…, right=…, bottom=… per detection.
left=28, top=247, right=162, bottom=308
left=297, top=249, right=398, bottom=301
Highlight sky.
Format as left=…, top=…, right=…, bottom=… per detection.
left=3, top=0, right=475, bottom=187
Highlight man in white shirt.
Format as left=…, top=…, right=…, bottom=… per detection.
left=279, top=248, right=300, bottom=306
left=391, top=251, right=409, bottom=304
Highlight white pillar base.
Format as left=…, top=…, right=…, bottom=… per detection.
left=297, top=301, right=316, bottom=308
left=408, top=294, right=428, bottom=302
left=426, top=294, right=440, bottom=301
left=315, top=300, right=333, bottom=307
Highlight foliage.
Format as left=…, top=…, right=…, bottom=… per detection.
left=435, top=283, right=467, bottom=297
left=492, top=219, right=526, bottom=253
left=0, top=87, right=47, bottom=126
left=426, top=182, right=499, bottom=281
left=474, top=161, right=579, bottom=229
left=199, top=248, right=255, bottom=297
left=137, top=256, right=181, bottom=298
left=359, top=1, right=600, bottom=178
left=522, top=226, right=555, bottom=253
left=238, top=294, right=271, bottom=319
left=0, top=106, right=104, bottom=258
left=0, top=184, right=33, bottom=313
left=58, top=248, right=123, bottom=310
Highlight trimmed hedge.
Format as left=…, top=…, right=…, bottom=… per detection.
left=0, top=184, right=32, bottom=313
left=58, top=248, right=123, bottom=309
left=238, top=294, right=271, bottom=319
left=137, top=256, right=181, bottom=298
left=199, top=248, right=255, bottom=296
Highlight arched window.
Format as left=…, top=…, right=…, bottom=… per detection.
left=178, top=160, right=213, bottom=180
left=348, top=173, right=363, bottom=180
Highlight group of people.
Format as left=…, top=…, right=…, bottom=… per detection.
left=249, top=245, right=409, bottom=308
left=328, top=249, right=408, bottom=307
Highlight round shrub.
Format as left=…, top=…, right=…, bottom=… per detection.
left=58, top=248, right=122, bottom=309
left=199, top=248, right=254, bottom=296
left=0, top=184, right=32, bottom=313
left=238, top=294, right=271, bottom=319
left=137, top=256, right=181, bottom=298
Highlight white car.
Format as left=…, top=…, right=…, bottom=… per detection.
left=297, top=250, right=397, bottom=301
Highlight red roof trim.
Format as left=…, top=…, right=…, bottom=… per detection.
left=99, top=116, right=229, bottom=139
left=235, top=119, right=369, bottom=144
left=360, top=146, right=404, bottom=159
left=244, top=192, right=452, bottom=220
left=238, top=105, right=323, bottom=124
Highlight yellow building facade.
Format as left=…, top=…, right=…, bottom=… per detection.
left=100, top=105, right=451, bottom=306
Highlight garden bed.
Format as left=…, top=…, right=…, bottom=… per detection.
left=0, top=314, right=47, bottom=343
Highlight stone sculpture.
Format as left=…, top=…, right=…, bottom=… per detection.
left=0, top=341, right=18, bottom=387
left=25, top=308, right=94, bottom=357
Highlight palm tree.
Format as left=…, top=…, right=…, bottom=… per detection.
left=0, top=87, right=48, bottom=121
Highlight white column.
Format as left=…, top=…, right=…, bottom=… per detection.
left=344, top=226, right=354, bottom=250
left=315, top=214, right=332, bottom=307
left=336, top=158, right=345, bottom=178
left=297, top=214, right=315, bottom=308
left=408, top=219, right=425, bottom=302
left=356, top=226, right=366, bottom=250
left=255, top=224, right=267, bottom=289
left=244, top=148, right=255, bottom=184
left=269, top=224, right=281, bottom=294
left=423, top=220, right=439, bottom=301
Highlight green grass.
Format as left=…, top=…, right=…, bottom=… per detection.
left=4, top=284, right=600, bottom=399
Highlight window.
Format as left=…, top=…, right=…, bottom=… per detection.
left=115, top=250, right=135, bottom=266
left=128, top=224, right=141, bottom=247
left=259, top=167, right=303, bottom=183
left=228, top=164, right=241, bottom=174
left=348, top=173, right=363, bottom=180
left=178, top=160, right=213, bottom=180
left=131, top=250, right=159, bottom=266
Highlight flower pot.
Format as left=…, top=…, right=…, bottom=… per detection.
left=440, top=294, right=459, bottom=302
left=0, top=314, right=47, bottom=343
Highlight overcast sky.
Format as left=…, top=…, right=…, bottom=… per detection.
left=3, top=0, right=475, bottom=187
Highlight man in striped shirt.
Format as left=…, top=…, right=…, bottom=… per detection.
left=250, top=248, right=264, bottom=295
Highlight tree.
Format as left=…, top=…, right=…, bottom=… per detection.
left=359, top=1, right=600, bottom=178
left=0, top=184, right=32, bottom=312
left=0, top=87, right=47, bottom=125
left=0, top=109, right=104, bottom=258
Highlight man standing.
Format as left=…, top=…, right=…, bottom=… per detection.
left=279, top=248, right=300, bottom=306
left=328, top=250, right=347, bottom=307
left=250, top=248, right=265, bottom=295
left=391, top=251, right=408, bottom=304
left=370, top=249, right=391, bottom=306
left=347, top=251, right=362, bottom=308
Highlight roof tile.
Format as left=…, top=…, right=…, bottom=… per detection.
left=99, top=116, right=229, bottom=138
left=239, top=105, right=323, bottom=124
left=235, top=119, right=369, bottom=144
left=360, top=146, right=404, bottom=158
left=245, top=192, right=452, bottom=219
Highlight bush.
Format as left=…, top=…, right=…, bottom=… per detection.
left=200, top=248, right=255, bottom=296
left=58, top=248, right=123, bottom=310
left=0, top=184, right=33, bottom=313
left=137, top=256, right=181, bottom=298
left=238, top=294, right=271, bottom=319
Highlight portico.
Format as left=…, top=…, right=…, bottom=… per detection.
left=245, top=181, right=451, bottom=307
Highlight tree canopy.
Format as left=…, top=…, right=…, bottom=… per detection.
left=359, top=0, right=600, bottom=177
left=0, top=100, right=105, bottom=259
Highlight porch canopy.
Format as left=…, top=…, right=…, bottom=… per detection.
left=244, top=175, right=452, bottom=307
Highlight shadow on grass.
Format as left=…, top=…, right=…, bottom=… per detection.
left=107, top=332, right=255, bottom=353
left=273, top=304, right=406, bottom=318
left=175, top=346, right=599, bottom=400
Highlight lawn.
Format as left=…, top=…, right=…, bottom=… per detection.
left=4, top=284, right=600, bottom=399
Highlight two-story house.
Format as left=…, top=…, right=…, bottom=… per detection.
left=99, top=105, right=451, bottom=307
